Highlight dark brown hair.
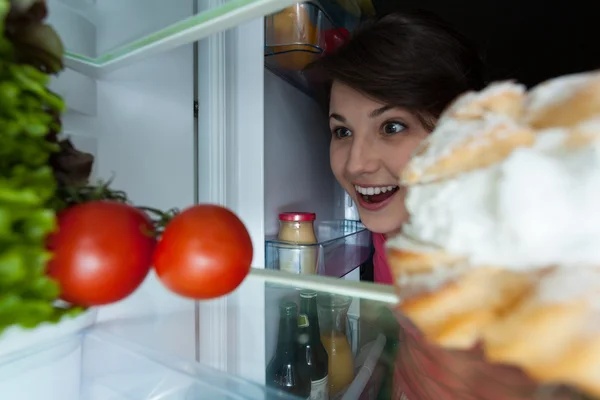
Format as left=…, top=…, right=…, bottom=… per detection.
left=313, top=10, right=485, bottom=129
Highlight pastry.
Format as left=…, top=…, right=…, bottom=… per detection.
left=388, top=69, right=600, bottom=397
left=400, top=117, right=534, bottom=185
left=524, top=70, right=600, bottom=130
left=482, top=266, right=600, bottom=395
left=399, top=266, right=540, bottom=349
left=440, top=80, right=526, bottom=122
left=401, top=81, right=534, bottom=185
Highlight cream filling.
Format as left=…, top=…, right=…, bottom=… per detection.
left=396, top=128, right=600, bottom=270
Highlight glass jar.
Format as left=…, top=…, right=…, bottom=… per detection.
left=317, top=293, right=354, bottom=396
left=277, top=212, right=318, bottom=275
left=278, top=212, right=317, bottom=244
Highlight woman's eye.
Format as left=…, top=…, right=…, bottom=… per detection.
left=333, top=127, right=352, bottom=139
left=382, top=121, right=407, bottom=135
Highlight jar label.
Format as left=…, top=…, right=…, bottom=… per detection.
left=310, top=375, right=329, bottom=400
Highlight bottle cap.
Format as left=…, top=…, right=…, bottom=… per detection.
left=300, top=290, right=317, bottom=299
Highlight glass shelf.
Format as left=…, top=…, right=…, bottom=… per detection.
left=47, top=0, right=300, bottom=77
left=0, top=269, right=592, bottom=399
left=265, top=220, right=372, bottom=278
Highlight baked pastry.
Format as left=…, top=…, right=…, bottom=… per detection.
left=483, top=266, right=600, bottom=396
left=399, top=266, right=540, bottom=349
left=524, top=70, right=600, bottom=130
left=440, top=80, right=527, bottom=122
left=388, top=70, right=600, bottom=397
left=401, top=81, right=534, bottom=185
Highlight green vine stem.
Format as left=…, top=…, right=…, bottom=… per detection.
left=56, top=176, right=180, bottom=236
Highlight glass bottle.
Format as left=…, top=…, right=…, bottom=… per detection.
left=298, top=291, right=329, bottom=400
left=317, top=293, right=355, bottom=396
left=266, top=301, right=311, bottom=399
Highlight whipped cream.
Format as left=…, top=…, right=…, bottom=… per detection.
left=398, top=125, right=600, bottom=269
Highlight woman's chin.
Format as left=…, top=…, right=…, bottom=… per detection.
left=358, top=210, right=405, bottom=236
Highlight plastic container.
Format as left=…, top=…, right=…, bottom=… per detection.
left=318, top=0, right=363, bottom=30
left=266, top=220, right=372, bottom=278
left=264, top=2, right=352, bottom=96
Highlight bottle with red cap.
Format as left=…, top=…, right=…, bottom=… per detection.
left=277, top=212, right=318, bottom=274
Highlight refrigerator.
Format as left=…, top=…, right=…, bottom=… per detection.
left=0, top=0, right=398, bottom=399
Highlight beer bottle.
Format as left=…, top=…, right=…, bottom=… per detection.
left=298, top=291, right=329, bottom=400
left=266, top=301, right=311, bottom=398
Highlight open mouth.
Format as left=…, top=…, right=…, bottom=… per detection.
left=354, top=185, right=400, bottom=204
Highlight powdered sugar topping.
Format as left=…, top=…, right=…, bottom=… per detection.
left=400, top=126, right=600, bottom=269
left=405, top=115, right=522, bottom=180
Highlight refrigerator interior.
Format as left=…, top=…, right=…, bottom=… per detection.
left=260, top=0, right=600, bottom=396
left=9, top=0, right=600, bottom=398
left=263, top=68, right=367, bottom=369
left=46, top=0, right=198, bottom=364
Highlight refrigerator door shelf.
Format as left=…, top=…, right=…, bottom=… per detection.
left=265, top=219, right=372, bottom=278
left=264, top=0, right=360, bottom=97
left=48, top=0, right=299, bottom=78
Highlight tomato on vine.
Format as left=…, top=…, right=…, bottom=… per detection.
left=153, top=204, right=253, bottom=300
left=46, top=201, right=155, bottom=307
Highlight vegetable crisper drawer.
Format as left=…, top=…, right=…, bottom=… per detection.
left=0, top=328, right=301, bottom=400
left=265, top=219, right=372, bottom=278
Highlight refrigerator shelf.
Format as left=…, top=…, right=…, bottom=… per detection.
left=49, top=0, right=299, bottom=78
left=265, top=219, right=372, bottom=278
left=0, top=327, right=302, bottom=400
left=0, top=308, right=97, bottom=360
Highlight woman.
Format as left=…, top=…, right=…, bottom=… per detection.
left=315, top=10, right=555, bottom=400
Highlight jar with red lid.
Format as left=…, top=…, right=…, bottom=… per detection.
left=277, top=212, right=318, bottom=274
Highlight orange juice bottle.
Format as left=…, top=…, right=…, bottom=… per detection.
left=317, top=294, right=355, bottom=396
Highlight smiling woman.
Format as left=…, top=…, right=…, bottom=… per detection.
left=317, top=9, right=484, bottom=277
left=328, top=81, right=430, bottom=240
left=306, top=9, right=549, bottom=400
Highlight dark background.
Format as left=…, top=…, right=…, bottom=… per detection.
left=372, top=0, right=599, bottom=87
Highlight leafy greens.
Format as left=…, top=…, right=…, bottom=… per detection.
left=0, top=0, right=81, bottom=335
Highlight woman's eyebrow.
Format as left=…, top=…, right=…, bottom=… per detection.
left=329, top=113, right=346, bottom=122
left=369, top=105, right=394, bottom=118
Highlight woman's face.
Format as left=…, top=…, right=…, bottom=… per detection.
left=329, top=81, right=430, bottom=236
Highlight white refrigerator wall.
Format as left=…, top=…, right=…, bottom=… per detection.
left=263, top=70, right=336, bottom=235
left=48, top=0, right=197, bottom=362
left=263, top=70, right=338, bottom=364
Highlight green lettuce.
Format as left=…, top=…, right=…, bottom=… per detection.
left=0, top=0, right=82, bottom=334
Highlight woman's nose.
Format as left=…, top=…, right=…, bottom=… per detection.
left=346, top=137, right=378, bottom=175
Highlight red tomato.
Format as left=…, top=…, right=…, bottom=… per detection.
left=153, top=204, right=253, bottom=300
left=47, top=201, right=155, bottom=307
left=323, top=28, right=349, bottom=54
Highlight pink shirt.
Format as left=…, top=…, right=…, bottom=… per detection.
left=372, top=234, right=540, bottom=400
left=372, top=233, right=394, bottom=285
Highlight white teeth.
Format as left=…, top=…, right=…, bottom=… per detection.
left=354, top=185, right=398, bottom=195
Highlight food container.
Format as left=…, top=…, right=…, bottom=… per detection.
left=277, top=212, right=319, bottom=275
left=264, top=2, right=351, bottom=72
